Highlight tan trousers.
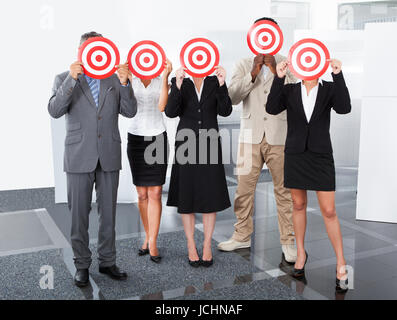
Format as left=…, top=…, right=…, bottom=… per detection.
left=232, top=134, right=295, bottom=244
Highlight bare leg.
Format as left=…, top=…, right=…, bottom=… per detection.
left=181, top=214, right=199, bottom=261
left=291, top=189, right=308, bottom=269
left=147, top=186, right=163, bottom=256
left=202, top=213, right=216, bottom=261
left=316, top=191, right=347, bottom=279
left=136, top=186, right=149, bottom=250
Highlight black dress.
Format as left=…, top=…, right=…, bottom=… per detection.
left=127, top=132, right=168, bottom=187
left=266, top=72, right=351, bottom=191
left=165, top=76, right=232, bottom=213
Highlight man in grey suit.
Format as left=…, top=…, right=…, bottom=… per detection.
left=48, top=32, right=137, bottom=287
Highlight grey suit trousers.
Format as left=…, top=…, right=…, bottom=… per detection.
left=67, top=161, right=119, bottom=269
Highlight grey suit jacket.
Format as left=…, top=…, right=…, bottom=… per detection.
left=48, top=72, right=137, bottom=173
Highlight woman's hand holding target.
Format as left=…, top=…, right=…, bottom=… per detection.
left=175, top=67, right=186, bottom=90
left=117, top=62, right=130, bottom=85
left=330, top=59, right=342, bottom=75
left=164, top=58, right=173, bottom=78
left=276, top=60, right=289, bottom=79
left=215, top=66, right=226, bottom=87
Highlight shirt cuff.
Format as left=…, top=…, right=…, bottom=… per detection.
left=331, top=71, right=344, bottom=80
left=217, top=83, right=228, bottom=95
left=64, top=74, right=77, bottom=93
left=274, top=75, right=286, bottom=84
left=121, top=80, right=130, bottom=87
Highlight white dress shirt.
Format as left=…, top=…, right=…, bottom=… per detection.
left=300, top=79, right=322, bottom=122
left=194, top=77, right=206, bottom=101
left=128, top=76, right=166, bottom=137
left=262, top=65, right=269, bottom=80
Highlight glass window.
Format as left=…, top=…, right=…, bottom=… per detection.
left=271, top=1, right=311, bottom=55
left=338, top=1, right=397, bottom=30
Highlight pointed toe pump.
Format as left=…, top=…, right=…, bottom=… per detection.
left=292, top=251, right=308, bottom=279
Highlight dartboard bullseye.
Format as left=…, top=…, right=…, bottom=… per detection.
left=180, top=38, right=220, bottom=77
left=288, top=38, right=330, bottom=81
left=128, top=40, right=166, bottom=80
left=78, top=37, right=120, bottom=80
left=247, top=20, right=283, bottom=56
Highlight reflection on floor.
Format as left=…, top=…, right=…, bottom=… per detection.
left=1, top=169, right=397, bottom=300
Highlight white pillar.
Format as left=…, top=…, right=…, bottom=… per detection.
left=356, top=22, right=397, bottom=223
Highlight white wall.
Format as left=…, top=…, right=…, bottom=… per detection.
left=356, top=22, right=397, bottom=223
left=0, top=0, right=270, bottom=192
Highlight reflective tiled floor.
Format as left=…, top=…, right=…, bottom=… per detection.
left=1, top=169, right=397, bottom=300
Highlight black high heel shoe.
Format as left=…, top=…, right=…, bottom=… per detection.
left=138, top=247, right=150, bottom=256
left=292, top=251, right=308, bottom=279
left=336, top=269, right=349, bottom=293
left=189, top=259, right=201, bottom=268
left=188, top=246, right=201, bottom=268
left=150, top=254, right=162, bottom=264
left=200, top=259, right=214, bottom=268
left=149, top=246, right=162, bottom=263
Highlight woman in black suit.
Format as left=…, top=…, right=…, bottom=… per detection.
left=266, top=59, right=351, bottom=291
left=165, top=66, right=232, bottom=267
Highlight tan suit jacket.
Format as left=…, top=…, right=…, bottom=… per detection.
left=228, top=55, right=297, bottom=145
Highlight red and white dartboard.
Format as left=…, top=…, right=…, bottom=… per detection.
left=180, top=38, right=220, bottom=77
left=128, top=40, right=166, bottom=80
left=78, top=37, right=120, bottom=79
left=247, top=20, right=283, bottom=56
left=288, top=38, right=330, bottom=81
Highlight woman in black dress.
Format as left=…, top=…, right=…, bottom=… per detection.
left=266, top=59, right=351, bottom=291
left=165, top=66, right=232, bottom=267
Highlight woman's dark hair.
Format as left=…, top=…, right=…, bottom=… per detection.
left=254, top=17, right=278, bottom=25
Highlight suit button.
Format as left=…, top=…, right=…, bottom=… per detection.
left=98, top=116, right=102, bottom=120
left=264, top=117, right=267, bottom=121
left=98, top=134, right=101, bottom=139
left=198, top=109, right=201, bottom=113
left=198, top=121, right=202, bottom=125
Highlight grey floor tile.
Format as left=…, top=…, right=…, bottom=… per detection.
left=343, top=232, right=392, bottom=252
left=89, top=230, right=260, bottom=300
left=373, top=251, right=397, bottom=268
left=345, top=256, right=397, bottom=284
left=252, top=230, right=283, bottom=251
left=353, top=276, right=397, bottom=300
left=0, top=211, right=53, bottom=252
left=0, top=249, right=84, bottom=300
left=304, top=238, right=354, bottom=260
left=2, top=168, right=397, bottom=300
left=253, top=246, right=291, bottom=267
left=0, top=188, right=55, bottom=212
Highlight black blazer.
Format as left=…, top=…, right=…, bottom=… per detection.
left=266, top=72, right=351, bottom=154
left=165, top=76, right=232, bottom=134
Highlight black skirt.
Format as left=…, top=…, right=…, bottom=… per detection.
left=127, top=132, right=169, bottom=187
left=284, top=150, right=335, bottom=191
left=167, top=135, right=231, bottom=214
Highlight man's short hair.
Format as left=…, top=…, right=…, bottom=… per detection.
left=254, top=17, right=278, bottom=25
left=79, top=31, right=103, bottom=46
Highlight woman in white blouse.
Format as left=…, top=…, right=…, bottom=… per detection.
left=127, top=59, right=172, bottom=264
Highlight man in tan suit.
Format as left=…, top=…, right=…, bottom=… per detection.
left=218, top=17, right=297, bottom=263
